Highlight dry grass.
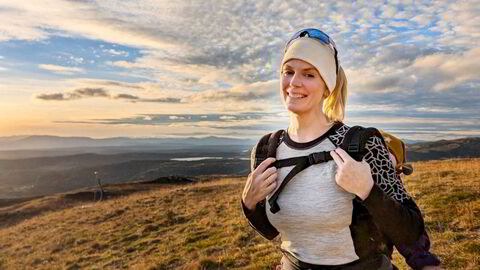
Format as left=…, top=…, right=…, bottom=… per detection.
left=0, top=159, right=479, bottom=269
left=391, top=158, right=480, bottom=270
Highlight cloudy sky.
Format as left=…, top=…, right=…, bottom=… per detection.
left=0, top=0, right=479, bottom=141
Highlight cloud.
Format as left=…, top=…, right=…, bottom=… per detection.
left=113, top=93, right=139, bottom=100
left=0, top=1, right=184, bottom=49
left=139, top=97, right=181, bottom=103
left=346, top=46, right=480, bottom=113
left=36, top=87, right=181, bottom=103
left=69, top=56, right=84, bottom=64
left=56, top=112, right=276, bottom=125
left=70, top=79, right=145, bottom=90
left=5, top=0, right=474, bottom=94
left=185, top=80, right=278, bottom=103
left=103, top=49, right=129, bottom=56
left=36, top=93, right=66, bottom=101
left=36, top=87, right=108, bottom=100
left=35, top=79, right=279, bottom=105
left=212, top=124, right=279, bottom=131
left=72, top=87, right=109, bottom=98
left=38, top=64, right=84, bottom=75
left=439, top=2, right=480, bottom=40
left=2, top=1, right=480, bottom=141
left=412, top=47, right=480, bottom=91
left=370, top=44, right=441, bottom=69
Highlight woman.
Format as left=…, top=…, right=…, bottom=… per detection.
left=241, top=28, right=426, bottom=269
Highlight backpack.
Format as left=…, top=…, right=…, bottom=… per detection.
left=253, top=125, right=412, bottom=214
left=379, top=130, right=413, bottom=176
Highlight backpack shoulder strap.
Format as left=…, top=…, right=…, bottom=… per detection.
left=252, top=130, right=284, bottom=170
left=267, top=130, right=284, bottom=158
left=342, top=125, right=385, bottom=161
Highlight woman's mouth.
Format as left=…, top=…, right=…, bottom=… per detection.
left=288, top=93, right=307, bottom=99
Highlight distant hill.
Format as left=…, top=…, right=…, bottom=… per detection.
left=403, top=139, right=426, bottom=144
left=0, top=135, right=255, bottom=151
left=0, top=149, right=250, bottom=199
left=406, top=137, right=480, bottom=161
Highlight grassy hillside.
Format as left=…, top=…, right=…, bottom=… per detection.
left=0, top=159, right=479, bottom=269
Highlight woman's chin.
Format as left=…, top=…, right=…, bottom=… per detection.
left=285, top=104, right=307, bottom=115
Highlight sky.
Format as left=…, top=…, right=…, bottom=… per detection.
left=0, top=0, right=479, bottom=141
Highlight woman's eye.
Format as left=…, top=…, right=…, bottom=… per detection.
left=283, top=70, right=294, bottom=75
left=305, top=73, right=315, bottom=78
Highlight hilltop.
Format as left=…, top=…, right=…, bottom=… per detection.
left=0, top=158, right=479, bottom=269
left=408, top=137, right=480, bottom=161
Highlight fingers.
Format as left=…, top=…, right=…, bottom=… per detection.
left=333, top=148, right=354, bottom=162
left=253, top=157, right=276, bottom=176
left=263, top=171, right=277, bottom=187
left=330, top=149, right=343, bottom=167
left=260, top=166, right=277, bottom=180
left=263, top=172, right=278, bottom=194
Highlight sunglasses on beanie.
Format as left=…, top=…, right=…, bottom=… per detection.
left=285, top=28, right=339, bottom=74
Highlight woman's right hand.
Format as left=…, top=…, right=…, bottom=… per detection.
left=242, top=157, right=278, bottom=211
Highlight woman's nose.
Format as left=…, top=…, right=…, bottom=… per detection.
left=290, top=73, right=302, bottom=87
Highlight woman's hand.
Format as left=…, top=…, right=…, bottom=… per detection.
left=242, top=157, right=278, bottom=211
left=330, top=148, right=374, bottom=200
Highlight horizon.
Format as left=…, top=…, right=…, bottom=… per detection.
left=1, top=1, right=479, bottom=141
left=3, top=133, right=480, bottom=144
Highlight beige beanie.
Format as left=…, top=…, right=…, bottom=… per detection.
left=281, top=37, right=337, bottom=92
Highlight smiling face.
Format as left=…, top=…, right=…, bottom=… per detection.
left=281, top=59, right=328, bottom=116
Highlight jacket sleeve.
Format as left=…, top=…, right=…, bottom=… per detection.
left=360, top=135, right=425, bottom=247
left=240, top=144, right=279, bottom=240
left=241, top=199, right=279, bottom=240
left=396, top=230, right=441, bottom=270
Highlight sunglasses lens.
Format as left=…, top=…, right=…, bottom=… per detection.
left=307, top=30, right=329, bottom=43
left=288, top=29, right=331, bottom=47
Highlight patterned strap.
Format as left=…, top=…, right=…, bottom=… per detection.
left=329, top=123, right=410, bottom=202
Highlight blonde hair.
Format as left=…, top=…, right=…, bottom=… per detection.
left=323, top=65, right=347, bottom=122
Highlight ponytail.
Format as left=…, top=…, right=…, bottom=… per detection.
left=323, top=65, right=347, bottom=122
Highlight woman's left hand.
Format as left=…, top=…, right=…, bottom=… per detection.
left=330, top=148, right=374, bottom=200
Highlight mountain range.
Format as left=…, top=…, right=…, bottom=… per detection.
left=407, top=137, right=480, bottom=161
left=0, top=135, right=255, bottom=151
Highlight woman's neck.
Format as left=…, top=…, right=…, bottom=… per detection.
left=288, top=111, right=333, bottom=143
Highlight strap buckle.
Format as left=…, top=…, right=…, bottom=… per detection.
left=308, top=152, right=327, bottom=165
left=348, top=143, right=360, bottom=153
left=269, top=201, right=280, bottom=214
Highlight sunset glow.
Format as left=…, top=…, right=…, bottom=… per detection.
left=0, top=0, right=479, bottom=140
